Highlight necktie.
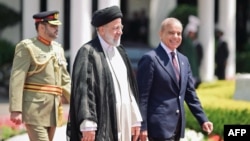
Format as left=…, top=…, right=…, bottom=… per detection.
left=171, top=52, right=180, bottom=81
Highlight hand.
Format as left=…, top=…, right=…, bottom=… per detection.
left=81, top=131, right=95, bottom=141
left=139, top=130, right=148, bottom=141
left=10, top=112, right=22, bottom=125
left=202, top=121, right=213, bottom=134
left=131, top=126, right=140, bottom=141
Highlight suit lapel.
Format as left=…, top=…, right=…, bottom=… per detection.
left=177, top=52, right=186, bottom=91
left=155, top=46, right=180, bottom=88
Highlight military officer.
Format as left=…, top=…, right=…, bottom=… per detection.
left=9, top=10, right=71, bottom=141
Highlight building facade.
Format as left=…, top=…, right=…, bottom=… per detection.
left=0, top=0, right=239, bottom=82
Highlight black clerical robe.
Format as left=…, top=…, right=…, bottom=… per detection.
left=66, top=37, right=139, bottom=141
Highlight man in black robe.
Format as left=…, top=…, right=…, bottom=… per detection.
left=66, top=5, right=142, bottom=141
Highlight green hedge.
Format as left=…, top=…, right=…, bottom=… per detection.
left=185, top=80, right=250, bottom=139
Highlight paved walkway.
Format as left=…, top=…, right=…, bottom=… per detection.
left=0, top=94, right=69, bottom=141
left=6, top=125, right=67, bottom=141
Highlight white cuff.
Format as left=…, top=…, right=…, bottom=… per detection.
left=80, top=120, right=97, bottom=131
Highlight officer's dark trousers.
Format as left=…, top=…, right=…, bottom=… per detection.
left=149, top=118, right=181, bottom=141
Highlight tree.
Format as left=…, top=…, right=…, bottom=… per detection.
left=168, top=4, right=197, bottom=28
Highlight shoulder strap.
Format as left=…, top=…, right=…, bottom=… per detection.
left=22, top=39, right=55, bottom=76
left=24, top=41, right=54, bottom=65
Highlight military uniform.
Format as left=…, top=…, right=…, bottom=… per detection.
left=9, top=10, right=71, bottom=141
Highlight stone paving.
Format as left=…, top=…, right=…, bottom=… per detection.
left=6, top=125, right=67, bottom=141
left=0, top=94, right=69, bottom=141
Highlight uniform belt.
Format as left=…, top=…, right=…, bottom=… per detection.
left=24, top=83, right=62, bottom=96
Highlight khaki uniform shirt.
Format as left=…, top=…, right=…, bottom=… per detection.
left=9, top=37, right=71, bottom=127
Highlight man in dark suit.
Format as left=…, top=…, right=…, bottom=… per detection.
left=137, top=17, right=213, bottom=141
left=215, top=28, right=229, bottom=80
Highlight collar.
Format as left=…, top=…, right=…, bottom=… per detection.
left=160, top=42, right=177, bottom=56
left=37, top=36, right=51, bottom=46
left=98, top=33, right=115, bottom=54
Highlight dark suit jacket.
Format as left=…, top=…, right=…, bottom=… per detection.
left=137, top=44, right=208, bottom=139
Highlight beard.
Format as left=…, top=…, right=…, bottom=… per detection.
left=104, top=32, right=121, bottom=46
left=44, top=25, right=58, bottom=40
left=47, top=30, right=58, bottom=39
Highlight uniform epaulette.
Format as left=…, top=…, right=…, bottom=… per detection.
left=21, top=38, right=36, bottom=45
left=23, top=37, right=56, bottom=77
left=52, top=41, right=62, bottom=48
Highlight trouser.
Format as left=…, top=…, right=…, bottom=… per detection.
left=148, top=132, right=180, bottom=141
left=215, top=64, right=226, bottom=80
left=25, top=124, right=56, bottom=141
left=149, top=118, right=181, bottom=141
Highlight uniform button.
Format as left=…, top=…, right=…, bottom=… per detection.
left=176, top=110, right=179, bottom=114
left=179, top=96, right=181, bottom=99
